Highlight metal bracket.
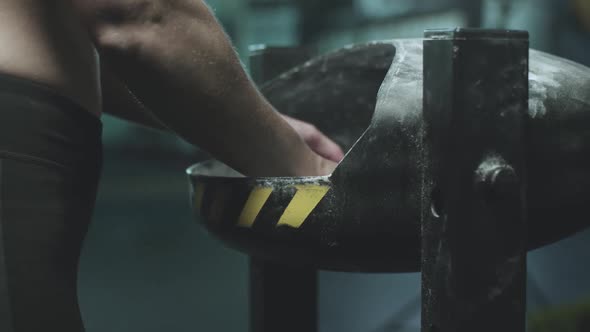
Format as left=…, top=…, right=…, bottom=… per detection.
left=421, top=28, right=529, bottom=332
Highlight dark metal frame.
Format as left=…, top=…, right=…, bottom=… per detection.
left=250, top=30, right=529, bottom=332
left=187, top=27, right=590, bottom=332
left=247, top=30, right=530, bottom=332
left=421, top=28, right=529, bottom=332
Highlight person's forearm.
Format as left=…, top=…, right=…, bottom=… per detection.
left=100, top=65, right=169, bottom=131
left=89, top=1, right=326, bottom=176
left=121, top=61, right=321, bottom=177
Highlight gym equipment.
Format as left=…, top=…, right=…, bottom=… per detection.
left=187, top=29, right=590, bottom=331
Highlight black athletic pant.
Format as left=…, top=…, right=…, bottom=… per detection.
left=0, top=73, right=102, bottom=331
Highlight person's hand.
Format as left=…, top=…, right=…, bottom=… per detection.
left=315, top=155, right=340, bottom=176
left=280, top=114, right=345, bottom=163
left=280, top=114, right=343, bottom=176
left=279, top=113, right=344, bottom=175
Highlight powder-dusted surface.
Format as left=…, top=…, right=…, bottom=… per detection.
left=188, top=38, right=590, bottom=274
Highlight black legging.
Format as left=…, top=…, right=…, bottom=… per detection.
left=0, top=73, right=102, bottom=332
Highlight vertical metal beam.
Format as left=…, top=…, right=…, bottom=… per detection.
left=248, top=45, right=318, bottom=332
left=421, top=29, right=529, bottom=332
left=249, top=261, right=317, bottom=332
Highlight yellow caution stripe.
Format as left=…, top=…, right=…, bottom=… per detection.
left=237, top=187, right=274, bottom=228
left=276, top=185, right=330, bottom=229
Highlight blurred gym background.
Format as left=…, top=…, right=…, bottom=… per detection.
left=79, top=0, right=590, bottom=331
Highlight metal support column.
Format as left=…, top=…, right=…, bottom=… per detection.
left=421, top=29, right=529, bottom=332
left=248, top=45, right=318, bottom=332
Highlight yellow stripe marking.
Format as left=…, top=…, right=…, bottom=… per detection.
left=194, top=183, right=206, bottom=213
left=277, top=185, right=330, bottom=228
left=237, top=187, right=274, bottom=228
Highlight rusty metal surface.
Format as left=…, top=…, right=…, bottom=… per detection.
left=187, top=39, right=590, bottom=273
left=421, top=28, right=529, bottom=332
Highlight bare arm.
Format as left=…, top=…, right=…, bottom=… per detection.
left=101, top=64, right=345, bottom=162
left=75, top=0, right=340, bottom=176
left=100, top=65, right=169, bottom=130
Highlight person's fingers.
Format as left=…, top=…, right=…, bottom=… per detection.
left=305, top=129, right=345, bottom=163
left=280, top=114, right=345, bottom=162
left=319, top=159, right=339, bottom=176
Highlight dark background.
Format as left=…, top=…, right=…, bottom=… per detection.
left=79, top=0, right=590, bottom=331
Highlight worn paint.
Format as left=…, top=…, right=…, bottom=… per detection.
left=238, top=187, right=274, bottom=228
left=187, top=38, right=590, bottom=272
left=276, top=185, right=330, bottom=229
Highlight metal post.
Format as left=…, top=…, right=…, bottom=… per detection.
left=248, top=45, right=317, bottom=332
left=249, top=261, right=317, bottom=332
left=421, top=29, right=529, bottom=332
